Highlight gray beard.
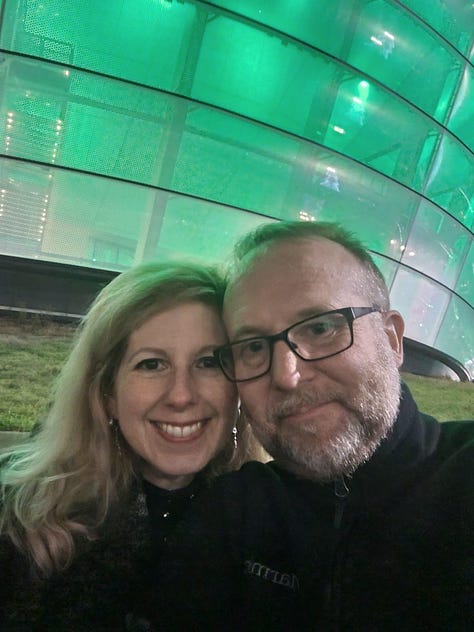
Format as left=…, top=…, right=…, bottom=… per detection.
left=246, top=341, right=401, bottom=482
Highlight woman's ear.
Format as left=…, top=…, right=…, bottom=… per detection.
left=382, top=310, right=405, bottom=367
left=106, top=393, right=118, bottom=420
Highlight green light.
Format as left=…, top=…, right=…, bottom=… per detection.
left=357, top=80, right=370, bottom=102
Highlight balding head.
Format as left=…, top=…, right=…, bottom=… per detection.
left=226, top=220, right=390, bottom=312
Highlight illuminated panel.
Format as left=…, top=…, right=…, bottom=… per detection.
left=0, top=0, right=472, bottom=376
left=211, top=0, right=474, bottom=148
left=2, top=1, right=473, bottom=226
left=0, top=156, right=271, bottom=267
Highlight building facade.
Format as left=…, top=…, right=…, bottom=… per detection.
left=0, top=0, right=473, bottom=378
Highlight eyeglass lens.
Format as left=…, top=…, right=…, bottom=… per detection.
left=222, top=311, right=353, bottom=381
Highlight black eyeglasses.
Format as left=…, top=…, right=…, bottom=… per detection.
left=214, top=307, right=381, bottom=383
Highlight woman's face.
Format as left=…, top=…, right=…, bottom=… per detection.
left=109, top=301, right=238, bottom=489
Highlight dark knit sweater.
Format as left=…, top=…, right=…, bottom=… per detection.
left=0, top=478, right=201, bottom=631
left=153, top=384, right=474, bottom=631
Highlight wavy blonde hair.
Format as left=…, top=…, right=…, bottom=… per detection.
left=0, top=261, right=260, bottom=576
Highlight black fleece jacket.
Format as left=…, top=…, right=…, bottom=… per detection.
left=153, top=384, right=474, bottom=632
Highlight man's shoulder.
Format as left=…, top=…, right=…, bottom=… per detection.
left=437, top=418, right=474, bottom=447
left=428, top=419, right=474, bottom=484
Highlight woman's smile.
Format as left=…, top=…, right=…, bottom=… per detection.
left=110, top=301, right=238, bottom=488
left=152, top=419, right=208, bottom=441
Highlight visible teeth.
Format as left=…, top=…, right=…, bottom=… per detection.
left=158, top=422, right=202, bottom=438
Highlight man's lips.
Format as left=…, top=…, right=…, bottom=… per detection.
left=151, top=420, right=208, bottom=440
left=276, top=401, right=339, bottom=424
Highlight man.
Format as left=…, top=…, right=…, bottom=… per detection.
left=221, top=221, right=403, bottom=484
left=154, top=221, right=474, bottom=631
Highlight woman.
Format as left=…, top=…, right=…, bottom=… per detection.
left=0, top=261, right=259, bottom=629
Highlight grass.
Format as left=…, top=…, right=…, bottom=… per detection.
left=0, top=315, right=76, bottom=431
left=0, top=315, right=472, bottom=431
left=401, top=372, right=472, bottom=422
left=0, top=340, right=73, bottom=431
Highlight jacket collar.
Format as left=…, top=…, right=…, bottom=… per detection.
left=270, top=382, right=441, bottom=503
left=348, top=381, right=441, bottom=502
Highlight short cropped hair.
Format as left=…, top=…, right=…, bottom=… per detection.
left=230, top=220, right=390, bottom=310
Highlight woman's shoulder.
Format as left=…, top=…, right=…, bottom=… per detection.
left=0, top=535, right=46, bottom=627
left=37, top=494, right=153, bottom=629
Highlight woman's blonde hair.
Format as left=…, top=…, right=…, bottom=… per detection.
left=0, top=261, right=258, bottom=576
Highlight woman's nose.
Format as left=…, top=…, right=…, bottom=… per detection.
left=165, top=370, right=197, bottom=408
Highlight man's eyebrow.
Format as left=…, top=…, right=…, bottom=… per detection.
left=197, top=344, right=224, bottom=355
left=230, top=307, right=334, bottom=341
left=294, top=307, right=331, bottom=321
left=230, top=326, right=265, bottom=342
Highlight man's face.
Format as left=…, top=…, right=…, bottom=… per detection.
left=224, top=237, right=404, bottom=481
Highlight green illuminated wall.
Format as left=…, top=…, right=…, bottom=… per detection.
left=0, top=0, right=473, bottom=377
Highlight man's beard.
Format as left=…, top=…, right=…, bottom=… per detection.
left=244, top=339, right=401, bottom=482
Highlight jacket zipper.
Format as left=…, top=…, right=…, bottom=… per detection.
left=327, top=476, right=350, bottom=631
left=334, top=476, right=349, bottom=528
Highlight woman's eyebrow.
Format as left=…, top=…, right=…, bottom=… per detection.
left=126, top=347, right=167, bottom=363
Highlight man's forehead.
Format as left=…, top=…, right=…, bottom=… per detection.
left=224, top=237, right=364, bottom=333
left=227, top=238, right=357, bottom=294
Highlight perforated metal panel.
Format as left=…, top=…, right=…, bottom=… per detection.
left=0, top=0, right=473, bottom=376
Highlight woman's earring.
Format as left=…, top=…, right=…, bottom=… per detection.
left=109, top=418, right=122, bottom=456
left=232, top=425, right=238, bottom=450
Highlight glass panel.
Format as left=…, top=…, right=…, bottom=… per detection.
left=1, top=52, right=430, bottom=243
left=424, top=134, right=474, bottom=230
left=0, top=160, right=52, bottom=258
left=435, top=297, right=474, bottom=380
left=448, top=63, right=474, bottom=153
left=322, top=75, right=434, bottom=189
left=0, top=0, right=198, bottom=90
left=157, top=197, right=274, bottom=264
left=193, top=13, right=437, bottom=190
left=0, top=1, right=453, bottom=195
left=455, top=241, right=474, bottom=307
left=0, top=157, right=150, bottom=268
left=0, top=156, right=272, bottom=269
left=371, top=254, right=398, bottom=291
left=0, top=0, right=472, bottom=377
left=389, top=267, right=450, bottom=346
left=400, top=0, right=474, bottom=56
left=0, top=53, right=301, bottom=213
left=209, top=0, right=354, bottom=61
left=300, top=156, right=418, bottom=261
left=192, top=14, right=318, bottom=133
left=213, top=0, right=464, bottom=124
left=401, top=201, right=471, bottom=288
left=173, top=108, right=298, bottom=217
left=347, top=0, right=461, bottom=124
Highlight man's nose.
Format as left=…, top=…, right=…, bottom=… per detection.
left=269, top=341, right=303, bottom=391
left=165, top=370, right=197, bottom=408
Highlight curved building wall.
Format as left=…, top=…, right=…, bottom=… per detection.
left=0, top=0, right=473, bottom=377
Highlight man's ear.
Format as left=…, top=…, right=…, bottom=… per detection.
left=383, top=310, right=405, bottom=367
